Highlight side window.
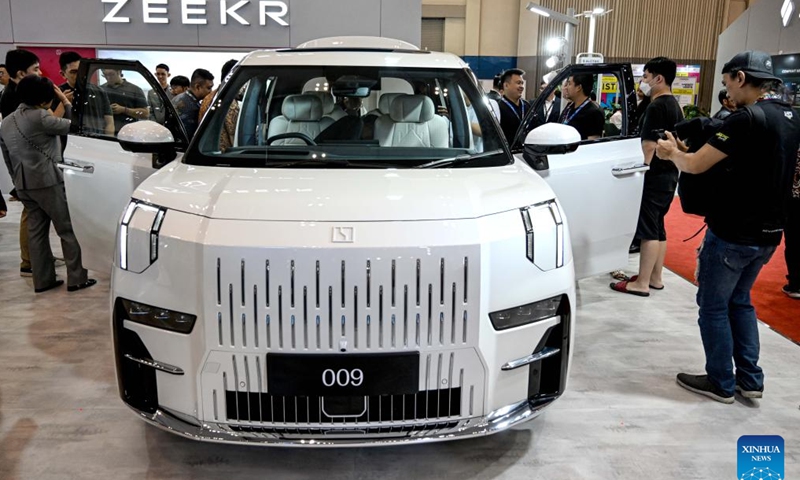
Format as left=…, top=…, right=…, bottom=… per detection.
left=80, top=65, right=150, bottom=138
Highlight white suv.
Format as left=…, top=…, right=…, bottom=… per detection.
left=61, top=37, right=646, bottom=446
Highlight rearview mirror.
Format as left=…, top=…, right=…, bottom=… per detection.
left=523, top=123, right=581, bottom=171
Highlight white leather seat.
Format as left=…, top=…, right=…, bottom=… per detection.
left=267, top=94, right=335, bottom=145
left=304, top=90, right=346, bottom=121
left=373, top=94, right=449, bottom=148
left=366, top=92, right=403, bottom=117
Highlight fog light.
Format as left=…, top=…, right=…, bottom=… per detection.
left=119, top=299, right=197, bottom=334
left=489, top=295, right=563, bottom=331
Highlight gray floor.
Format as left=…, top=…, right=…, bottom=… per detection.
left=1, top=199, right=798, bottom=480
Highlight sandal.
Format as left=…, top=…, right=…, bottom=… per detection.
left=609, top=280, right=650, bottom=297
left=624, top=275, right=664, bottom=290
left=68, top=279, right=97, bottom=292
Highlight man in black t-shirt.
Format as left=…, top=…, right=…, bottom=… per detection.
left=497, top=68, right=530, bottom=144
left=657, top=51, right=800, bottom=404
left=612, top=57, right=683, bottom=298
left=559, top=73, right=604, bottom=140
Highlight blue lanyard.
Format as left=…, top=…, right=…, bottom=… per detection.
left=501, top=98, right=526, bottom=120
left=562, top=98, right=591, bottom=125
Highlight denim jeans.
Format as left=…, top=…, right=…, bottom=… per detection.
left=696, top=229, right=776, bottom=396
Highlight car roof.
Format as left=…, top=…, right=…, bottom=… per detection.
left=238, top=36, right=469, bottom=70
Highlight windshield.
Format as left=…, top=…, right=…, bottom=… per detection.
left=189, top=66, right=508, bottom=168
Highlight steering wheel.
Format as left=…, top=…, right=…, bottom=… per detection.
left=266, top=132, right=317, bottom=146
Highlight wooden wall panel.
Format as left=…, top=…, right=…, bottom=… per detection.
left=536, top=0, right=727, bottom=60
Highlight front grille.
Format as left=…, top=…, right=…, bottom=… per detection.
left=225, top=387, right=461, bottom=423
left=206, top=247, right=481, bottom=353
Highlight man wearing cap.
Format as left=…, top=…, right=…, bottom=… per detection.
left=657, top=51, right=800, bottom=404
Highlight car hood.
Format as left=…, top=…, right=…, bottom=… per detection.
left=132, top=161, right=555, bottom=221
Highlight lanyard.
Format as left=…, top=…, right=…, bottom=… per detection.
left=501, top=98, right=526, bottom=121
left=562, top=98, right=591, bottom=125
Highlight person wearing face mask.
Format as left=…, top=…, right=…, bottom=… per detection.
left=611, top=57, right=683, bottom=298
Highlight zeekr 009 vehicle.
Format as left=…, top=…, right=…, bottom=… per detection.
left=60, top=37, right=645, bottom=446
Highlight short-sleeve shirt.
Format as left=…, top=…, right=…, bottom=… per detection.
left=54, top=82, right=113, bottom=136
left=705, top=100, right=800, bottom=245
left=640, top=95, right=683, bottom=183
left=560, top=98, right=605, bottom=140
left=101, top=79, right=148, bottom=134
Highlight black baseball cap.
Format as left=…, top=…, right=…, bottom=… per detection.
left=722, top=51, right=780, bottom=81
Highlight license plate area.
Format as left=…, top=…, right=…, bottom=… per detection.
left=267, top=352, right=420, bottom=397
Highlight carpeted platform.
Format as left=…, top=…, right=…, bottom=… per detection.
left=664, top=206, right=800, bottom=344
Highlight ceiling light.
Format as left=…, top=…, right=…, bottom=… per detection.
left=546, top=37, right=565, bottom=52
left=592, top=7, right=605, bottom=14
left=546, top=56, right=559, bottom=68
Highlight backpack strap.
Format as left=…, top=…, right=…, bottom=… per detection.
left=744, top=103, right=767, bottom=132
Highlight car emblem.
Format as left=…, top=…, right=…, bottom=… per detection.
left=332, top=226, right=355, bottom=243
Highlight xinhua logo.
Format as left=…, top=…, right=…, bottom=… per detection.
left=738, top=435, right=784, bottom=480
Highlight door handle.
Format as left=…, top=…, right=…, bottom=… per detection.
left=58, top=162, right=94, bottom=174
left=612, top=164, right=649, bottom=177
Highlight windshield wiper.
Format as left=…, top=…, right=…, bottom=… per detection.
left=413, top=149, right=505, bottom=169
left=270, top=157, right=351, bottom=168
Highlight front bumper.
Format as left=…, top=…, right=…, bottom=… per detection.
left=130, top=396, right=557, bottom=447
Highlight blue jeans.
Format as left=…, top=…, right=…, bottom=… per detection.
left=696, top=229, right=776, bottom=396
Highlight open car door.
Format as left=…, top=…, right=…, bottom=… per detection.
left=513, top=63, right=646, bottom=279
left=59, top=59, right=189, bottom=273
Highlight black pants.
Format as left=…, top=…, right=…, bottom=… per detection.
left=786, top=198, right=800, bottom=288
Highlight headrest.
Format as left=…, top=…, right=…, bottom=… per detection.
left=389, top=94, right=435, bottom=123
left=282, top=94, right=324, bottom=121
left=378, top=93, right=403, bottom=115
left=303, top=90, right=336, bottom=114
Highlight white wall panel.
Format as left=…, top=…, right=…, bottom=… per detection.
left=288, top=0, right=381, bottom=47
left=9, top=0, right=107, bottom=45
left=0, top=1, right=12, bottom=43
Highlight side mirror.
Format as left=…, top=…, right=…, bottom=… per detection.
left=118, top=120, right=177, bottom=154
left=523, top=123, right=581, bottom=171
left=118, top=121, right=179, bottom=169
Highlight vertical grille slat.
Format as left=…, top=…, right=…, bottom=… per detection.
left=241, top=259, right=246, bottom=307
left=229, top=285, right=235, bottom=347
left=212, top=251, right=478, bottom=353
left=278, top=286, right=284, bottom=349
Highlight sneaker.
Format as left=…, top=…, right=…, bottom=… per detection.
left=676, top=373, right=734, bottom=404
left=735, top=384, right=763, bottom=399
left=782, top=284, right=800, bottom=299
left=20, top=267, right=33, bottom=277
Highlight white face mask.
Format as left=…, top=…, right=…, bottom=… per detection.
left=639, top=80, right=652, bottom=97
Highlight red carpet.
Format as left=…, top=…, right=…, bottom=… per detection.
left=664, top=207, right=800, bottom=344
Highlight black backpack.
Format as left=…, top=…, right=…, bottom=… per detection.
left=676, top=105, right=767, bottom=216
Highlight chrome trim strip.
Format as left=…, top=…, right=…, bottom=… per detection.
left=123, top=354, right=184, bottom=375
left=611, top=163, right=650, bottom=176
left=500, top=347, right=561, bottom=371
left=127, top=396, right=555, bottom=447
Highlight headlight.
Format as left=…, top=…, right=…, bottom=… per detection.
left=118, top=298, right=197, bottom=334
left=489, top=295, right=564, bottom=331
left=520, top=200, right=564, bottom=271
left=119, top=200, right=167, bottom=273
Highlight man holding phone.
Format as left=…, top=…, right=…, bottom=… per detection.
left=54, top=52, right=114, bottom=137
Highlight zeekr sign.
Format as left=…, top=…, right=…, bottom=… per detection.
left=101, top=0, right=290, bottom=26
